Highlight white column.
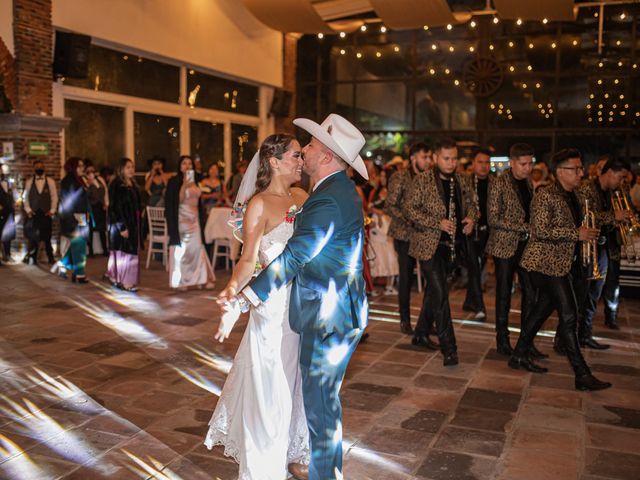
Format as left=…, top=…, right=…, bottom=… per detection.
left=258, top=85, right=275, bottom=141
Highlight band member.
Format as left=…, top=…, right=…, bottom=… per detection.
left=461, top=147, right=493, bottom=319
left=405, top=138, right=478, bottom=365
left=486, top=144, right=540, bottom=357
left=385, top=142, right=433, bottom=336
left=511, top=149, right=611, bottom=391
left=579, top=158, right=631, bottom=340
left=22, top=160, right=58, bottom=265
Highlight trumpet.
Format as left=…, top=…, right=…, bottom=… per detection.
left=612, top=190, right=638, bottom=263
left=582, top=199, right=604, bottom=280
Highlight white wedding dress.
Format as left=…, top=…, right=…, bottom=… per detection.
left=204, top=220, right=310, bottom=480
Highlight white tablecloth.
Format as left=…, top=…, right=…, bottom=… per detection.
left=204, top=207, right=240, bottom=260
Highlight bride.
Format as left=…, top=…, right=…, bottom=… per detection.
left=204, top=134, right=310, bottom=479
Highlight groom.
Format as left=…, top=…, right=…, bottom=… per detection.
left=222, top=113, right=368, bottom=480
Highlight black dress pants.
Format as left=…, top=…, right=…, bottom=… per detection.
left=416, top=245, right=456, bottom=354
left=394, top=239, right=430, bottom=328
left=26, top=210, right=53, bottom=262
left=514, top=264, right=590, bottom=378
left=493, top=240, right=534, bottom=339
left=463, top=229, right=488, bottom=313
left=583, top=244, right=610, bottom=337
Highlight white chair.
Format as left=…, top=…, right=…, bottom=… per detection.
left=146, top=206, right=169, bottom=270
left=205, top=207, right=237, bottom=271
left=211, top=238, right=235, bottom=270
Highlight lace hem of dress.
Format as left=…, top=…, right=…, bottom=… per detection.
left=204, top=403, right=311, bottom=468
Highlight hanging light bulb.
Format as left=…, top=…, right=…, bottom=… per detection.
left=489, top=44, right=495, bottom=51
left=490, top=103, right=496, bottom=109
left=589, top=94, right=595, bottom=99
left=597, top=79, right=603, bottom=85
left=356, top=52, right=363, bottom=59
left=469, top=46, right=475, bottom=52
left=528, top=43, right=534, bottom=49
left=535, top=82, right=541, bottom=88
left=551, top=42, right=557, bottom=49
left=572, top=40, right=578, bottom=46
left=493, top=17, right=499, bottom=24
left=394, top=46, right=400, bottom=52
left=360, top=25, right=367, bottom=32
left=604, top=93, right=609, bottom=99
left=340, top=49, right=346, bottom=55
left=423, top=25, right=429, bottom=30
left=454, top=79, right=460, bottom=86
left=431, top=43, right=437, bottom=50
left=542, top=18, right=549, bottom=24
left=522, top=83, right=528, bottom=89
left=449, top=46, right=455, bottom=52
left=614, top=78, right=620, bottom=84
left=376, top=51, right=382, bottom=58
left=509, top=65, right=515, bottom=72
left=620, top=12, right=626, bottom=20
left=446, top=24, right=453, bottom=30
left=598, top=62, right=604, bottom=68
left=380, top=26, right=387, bottom=33
left=429, top=68, right=436, bottom=75
left=527, top=65, right=533, bottom=71
left=444, top=68, right=450, bottom=75
left=516, top=18, right=523, bottom=26
left=616, top=40, right=621, bottom=46
left=339, top=32, right=346, bottom=38
left=508, top=41, right=514, bottom=47
left=317, top=33, right=324, bottom=39
left=470, top=20, right=477, bottom=28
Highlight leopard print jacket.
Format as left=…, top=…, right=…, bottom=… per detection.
left=405, top=168, right=478, bottom=261
left=385, top=169, right=416, bottom=242
left=520, top=182, right=583, bottom=277
left=485, top=169, right=532, bottom=259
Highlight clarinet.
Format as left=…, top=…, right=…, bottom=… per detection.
left=449, top=176, right=456, bottom=263
left=473, top=174, right=479, bottom=241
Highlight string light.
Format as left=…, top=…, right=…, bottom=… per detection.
left=618, top=61, right=623, bottom=67
left=522, top=83, right=528, bottom=89
left=509, top=65, right=515, bottom=72
left=469, top=46, right=475, bottom=52
left=444, top=68, right=451, bottom=75
left=394, top=46, right=400, bottom=52
left=470, top=20, right=477, bottom=28
left=340, top=49, right=346, bottom=55
left=454, top=79, right=460, bottom=86
left=620, top=12, right=626, bottom=20
left=508, top=41, right=514, bottom=48
left=516, top=18, right=523, bottom=26
left=598, top=62, right=604, bottom=68
left=587, top=104, right=591, bottom=109
left=620, top=94, right=625, bottom=99
left=376, top=51, right=382, bottom=58
left=431, top=43, right=437, bottom=50
left=572, top=40, right=578, bottom=46
left=489, top=44, right=495, bottom=50
left=429, top=68, right=436, bottom=75
left=597, top=79, right=603, bottom=85
left=604, top=93, right=609, bottom=99
left=340, top=32, right=346, bottom=38
left=317, top=33, right=324, bottom=39
left=356, top=52, right=363, bottom=59
left=614, top=78, right=619, bottom=84
left=490, top=103, right=496, bottom=109
left=360, top=25, right=367, bottom=32
left=535, top=82, right=541, bottom=88
left=528, top=43, right=534, bottom=49
left=493, top=17, right=499, bottom=24
left=423, top=25, right=429, bottom=30
left=634, top=64, right=638, bottom=69
left=446, top=24, right=453, bottom=30
left=380, top=26, right=387, bottom=33
left=508, top=114, right=513, bottom=120
left=449, top=46, right=455, bottom=52
left=527, top=65, right=533, bottom=71
left=542, top=18, right=549, bottom=25
left=616, top=40, right=621, bottom=46
left=589, top=94, right=595, bottom=99
left=551, top=42, right=557, bottom=49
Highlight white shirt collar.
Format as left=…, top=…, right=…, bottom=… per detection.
left=312, top=171, right=341, bottom=192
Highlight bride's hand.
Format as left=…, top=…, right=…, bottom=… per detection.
left=214, top=299, right=241, bottom=343
left=216, top=285, right=237, bottom=305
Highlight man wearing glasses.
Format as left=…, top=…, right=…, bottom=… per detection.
left=509, top=149, right=611, bottom=391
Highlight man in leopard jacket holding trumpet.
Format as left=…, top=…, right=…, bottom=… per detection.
left=405, top=138, right=478, bottom=366
left=510, top=149, right=611, bottom=392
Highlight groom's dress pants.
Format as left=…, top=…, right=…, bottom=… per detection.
left=299, top=328, right=363, bottom=480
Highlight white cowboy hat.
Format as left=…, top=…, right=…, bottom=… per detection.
left=294, top=113, right=369, bottom=180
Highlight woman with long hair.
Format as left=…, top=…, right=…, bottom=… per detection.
left=106, top=158, right=142, bottom=291
left=56, top=157, right=90, bottom=283
left=204, top=134, right=310, bottom=479
left=85, top=160, right=109, bottom=256
left=164, top=155, right=215, bottom=290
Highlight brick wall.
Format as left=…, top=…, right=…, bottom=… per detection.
left=13, top=0, right=53, bottom=115
left=0, top=37, right=16, bottom=110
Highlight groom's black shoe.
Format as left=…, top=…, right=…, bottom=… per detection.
left=288, top=463, right=309, bottom=480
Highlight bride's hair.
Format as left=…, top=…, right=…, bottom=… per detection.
left=255, top=133, right=295, bottom=194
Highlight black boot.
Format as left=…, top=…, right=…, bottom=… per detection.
left=443, top=351, right=459, bottom=366
left=412, top=335, right=439, bottom=351
left=508, top=355, right=548, bottom=373
left=529, top=343, right=549, bottom=359
left=553, top=336, right=566, bottom=356
left=575, top=374, right=612, bottom=391
left=400, top=321, right=414, bottom=335
left=604, top=314, right=620, bottom=330
left=496, top=335, right=513, bottom=356
left=580, top=337, right=610, bottom=350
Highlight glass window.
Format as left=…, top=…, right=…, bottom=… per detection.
left=134, top=112, right=180, bottom=172
left=415, top=78, right=475, bottom=130
left=64, top=100, right=124, bottom=169
left=356, top=82, right=411, bottom=131
left=63, top=45, right=180, bottom=103
left=187, top=70, right=259, bottom=116
left=190, top=120, right=225, bottom=175
left=231, top=123, right=258, bottom=171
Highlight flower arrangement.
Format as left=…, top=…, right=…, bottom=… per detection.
left=284, top=205, right=299, bottom=224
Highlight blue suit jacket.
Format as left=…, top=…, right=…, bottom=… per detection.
left=248, top=171, right=367, bottom=336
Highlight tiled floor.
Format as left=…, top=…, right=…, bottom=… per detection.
left=0, top=256, right=639, bottom=479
